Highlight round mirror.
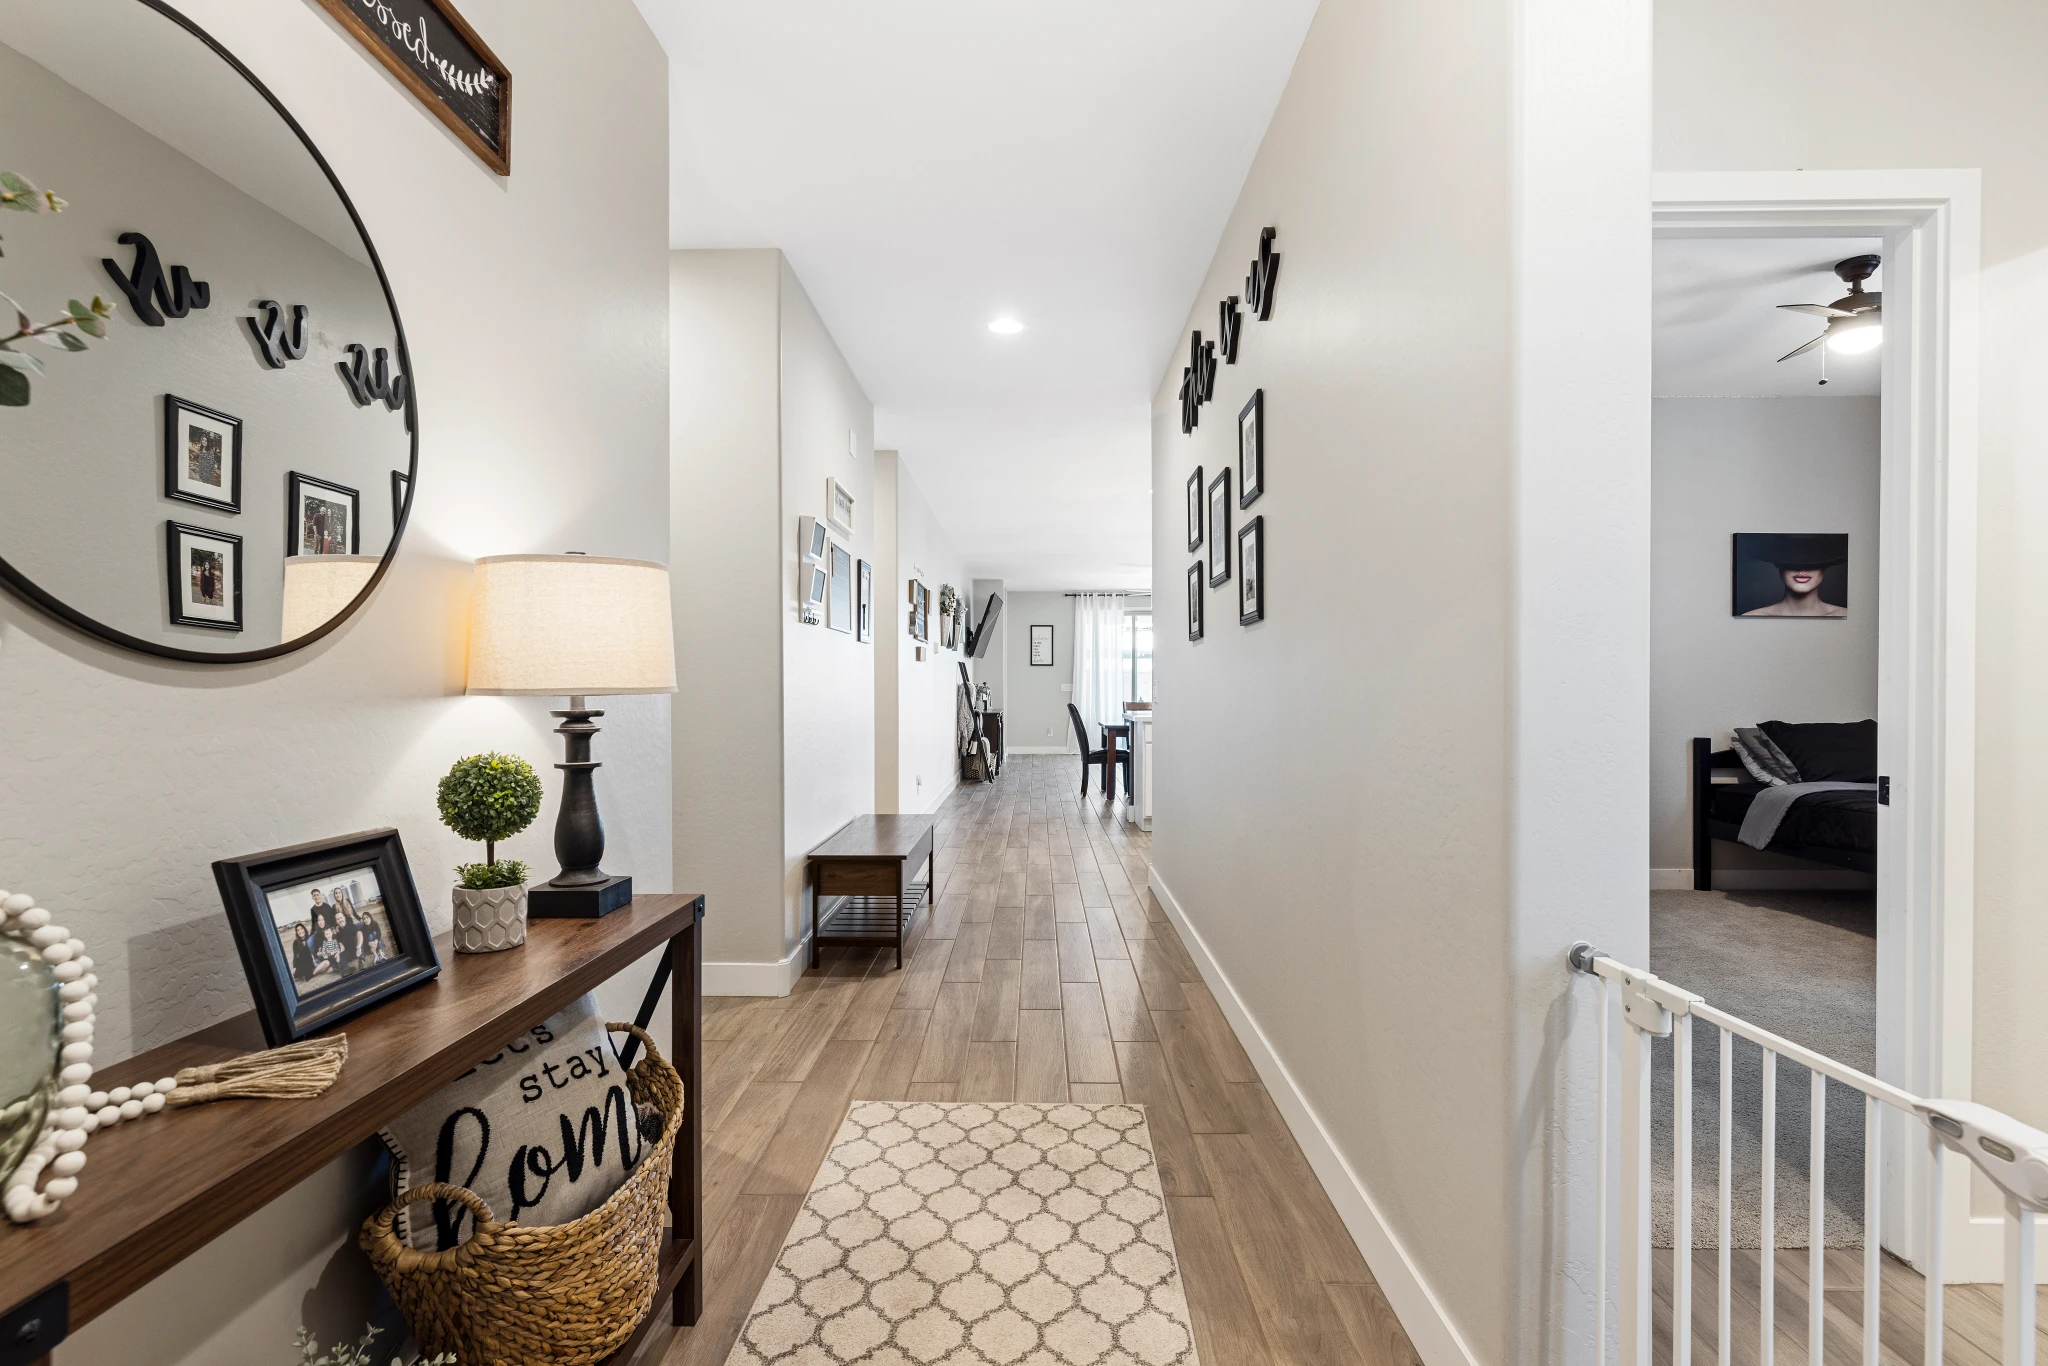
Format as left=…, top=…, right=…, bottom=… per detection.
left=0, top=0, right=415, bottom=662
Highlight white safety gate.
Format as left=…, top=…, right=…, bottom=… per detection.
left=1569, top=943, right=2047, bottom=1366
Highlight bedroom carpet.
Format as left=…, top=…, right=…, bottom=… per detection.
left=723, top=1100, right=1199, bottom=1365
left=1648, top=889, right=1875, bottom=1250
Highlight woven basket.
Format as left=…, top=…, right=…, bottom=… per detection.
left=360, top=1023, right=683, bottom=1366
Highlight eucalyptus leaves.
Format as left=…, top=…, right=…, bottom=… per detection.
left=294, top=1324, right=454, bottom=1366
left=0, top=170, right=115, bottom=408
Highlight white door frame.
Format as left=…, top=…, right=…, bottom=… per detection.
left=1652, top=169, right=1995, bottom=1278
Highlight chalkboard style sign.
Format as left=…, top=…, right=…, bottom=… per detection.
left=312, top=0, right=512, bottom=176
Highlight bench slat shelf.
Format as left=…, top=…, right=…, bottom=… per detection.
left=0, top=893, right=705, bottom=1365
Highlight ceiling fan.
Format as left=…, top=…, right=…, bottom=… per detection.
left=1776, top=253, right=1882, bottom=385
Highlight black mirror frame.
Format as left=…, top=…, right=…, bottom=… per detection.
left=0, top=0, right=417, bottom=664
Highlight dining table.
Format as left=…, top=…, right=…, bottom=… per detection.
left=1098, top=720, right=1132, bottom=798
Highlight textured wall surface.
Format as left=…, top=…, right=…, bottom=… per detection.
left=0, top=1, right=673, bottom=1359
left=1004, top=591, right=1076, bottom=749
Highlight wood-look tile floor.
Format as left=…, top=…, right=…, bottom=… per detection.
left=656, top=755, right=1422, bottom=1366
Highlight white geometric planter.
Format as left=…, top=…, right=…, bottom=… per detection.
left=451, top=883, right=527, bottom=954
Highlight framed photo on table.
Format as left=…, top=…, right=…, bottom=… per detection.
left=1207, top=467, right=1232, bottom=586
left=164, top=394, right=242, bottom=513
left=213, top=828, right=440, bottom=1047
left=1238, top=516, right=1265, bottom=624
left=287, top=472, right=360, bottom=556
left=166, top=521, right=243, bottom=632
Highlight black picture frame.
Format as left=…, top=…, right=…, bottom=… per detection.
left=287, top=471, right=361, bottom=556
left=163, top=394, right=242, bottom=513
left=1030, top=624, right=1055, bottom=666
left=391, top=469, right=410, bottom=529
left=1186, top=466, right=1204, bottom=552
left=1239, top=516, right=1265, bottom=625
left=165, top=520, right=243, bottom=632
left=1731, top=532, right=1849, bottom=617
left=1207, top=467, right=1232, bottom=586
left=857, top=558, right=874, bottom=642
left=306, top=0, right=512, bottom=176
left=1187, top=562, right=1204, bottom=641
left=1238, top=390, right=1263, bottom=508
left=213, top=827, right=440, bottom=1047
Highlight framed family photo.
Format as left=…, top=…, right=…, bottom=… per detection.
left=1207, top=467, right=1232, bottom=586
left=1238, top=389, right=1263, bottom=507
left=166, top=521, right=243, bottom=632
left=1186, top=466, right=1204, bottom=552
left=288, top=472, right=360, bottom=556
left=1187, top=562, right=1204, bottom=641
left=1239, top=516, right=1265, bottom=624
left=164, top=394, right=242, bottom=513
left=213, top=828, right=439, bottom=1047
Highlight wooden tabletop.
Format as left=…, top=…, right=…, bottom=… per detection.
left=0, top=893, right=704, bottom=1329
left=807, top=814, right=936, bottom=861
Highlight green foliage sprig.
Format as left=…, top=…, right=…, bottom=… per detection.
left=293, top=1324, right=455, bottom=1366
left=0, top=172, right=114, bottom=408
left=938, top=583, right=958, bottom=615
left=456, top=858, right=530, bottom=890
left=437, top=751, right=543, bottom=874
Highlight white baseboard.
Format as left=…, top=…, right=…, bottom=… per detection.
left=704, top=925, right=812, bottom=997
left=1951, top=1213, right=2048, bottom=1285
left=1147, top=868, right=1480, bottom=1366
left=1651, top=867, right=1876, bottom=891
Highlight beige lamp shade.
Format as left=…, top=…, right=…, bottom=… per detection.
left=280, top=554, right=379, bottom=641
left=466, top=554, right=677, bottom=696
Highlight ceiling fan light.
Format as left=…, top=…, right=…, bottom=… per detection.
left=1827, top=321, right=1883, bottom=355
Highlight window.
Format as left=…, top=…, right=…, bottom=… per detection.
left=1119, top=611, right=1152, bottom=703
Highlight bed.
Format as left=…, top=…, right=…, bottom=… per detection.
left=1690, top=720, right=1880, bottom=889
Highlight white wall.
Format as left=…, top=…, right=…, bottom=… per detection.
left=1004, top=591, right=1076, bottom=750
left=873, top=451, right=966, bottom=814
left=1650, top=398, right=1880, bottom=879
left=1655, top=0, right=2048, bottom=1197
left=1150, top=0, right=1647, bottom=1360
left=2, top=1, right=672, bottom=1359
left=780, top=258, right=877, bottom=949
left=671, top=250, right=785, bottom=969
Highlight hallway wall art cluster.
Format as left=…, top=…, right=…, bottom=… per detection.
left=1182, top=226, right=1276, bottom=640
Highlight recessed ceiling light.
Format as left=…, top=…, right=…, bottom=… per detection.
left=988, top=317, right=1025, bottom=335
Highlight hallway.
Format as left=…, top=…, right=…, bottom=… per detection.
left=665, top=755, right=1422, bottom=1365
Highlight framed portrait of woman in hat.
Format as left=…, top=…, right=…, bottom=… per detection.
left=1732, top=533, right=1848, bottom=617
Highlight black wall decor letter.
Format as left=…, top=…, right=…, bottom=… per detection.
left=1245, top=226, right=1281, bottom=321
left=100, top=232, right=210, bottom=327
left=339, top=343, right=409, bottom=413
left=1219, top=296, right=1242, bottom=364
left=247, top=301, right=309, bottom=368
left=1178, top=329, right=1217, bottom=435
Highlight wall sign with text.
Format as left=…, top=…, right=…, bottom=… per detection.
left=312, top=0, right=513, bottom=176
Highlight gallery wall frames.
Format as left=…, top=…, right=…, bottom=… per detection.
left=166, top=521, right=243, bottom=632
left=309, top=0, right=512, bottom=176
left=1185, top=466, right=1204, bottom=553
left=287, top=473, right=361, bottom=556
left=164, top=394, right=242, bottom=513
left=1187, top=563, right=1203, bottom=641
left=799, top=515, right=829, bottom=563
left=857, top=559, right=874, bottom=643
left=827, top=542, right=854, bottom=634
left=1238, top=516, right=1265, bottom=625
left=1238, top=390, right=1263, bottom=508
left=1206, top=468, right=1231, bottom=587
left=827, top=477, right=856, bottom=537
left=801, top=560, right=828, bottom=624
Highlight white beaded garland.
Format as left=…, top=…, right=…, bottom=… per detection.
left=0, top=888, right=180, bottom=1224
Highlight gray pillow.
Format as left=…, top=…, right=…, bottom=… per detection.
left=1731, top=726, right=1800, bottom=786
left=379, top=993, right=652, bottom=1249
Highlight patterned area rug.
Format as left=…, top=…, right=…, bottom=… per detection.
left=725, top=1101, right=1201, bottom=1365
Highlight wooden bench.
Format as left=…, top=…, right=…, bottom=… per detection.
left=806, top=815, right=937, bottom=970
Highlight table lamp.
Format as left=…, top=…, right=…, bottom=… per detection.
left=280, top=554, right=379, bottom=641
left=465, top=554, right=677, bottom=918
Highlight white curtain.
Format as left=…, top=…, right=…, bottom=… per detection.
left=1069, top=593, right=1127, bottom=753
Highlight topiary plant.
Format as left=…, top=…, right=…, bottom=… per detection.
left=436, top=752, right=543, bottom=890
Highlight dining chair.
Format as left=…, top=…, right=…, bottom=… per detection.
left=1067, top=703, right=1130, bottom=800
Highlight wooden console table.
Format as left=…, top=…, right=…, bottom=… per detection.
left=0, top=894, right=705, bottom=1366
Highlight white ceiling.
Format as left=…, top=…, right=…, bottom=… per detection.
left=628, top=0, right=1319, bottom=591
left=1654, top=236, right=1884, bottom=397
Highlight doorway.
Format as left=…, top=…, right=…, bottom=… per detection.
left=1650, top=171, right=1981, bottom=1275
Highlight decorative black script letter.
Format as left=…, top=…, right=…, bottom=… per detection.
left=100, top=232, right=210, bottom=327
left=247, top=301, right=309, bottom=369
left=1245, top=227, right=1281, bottom=321
left=1219, top=296, right=1243, bottom=364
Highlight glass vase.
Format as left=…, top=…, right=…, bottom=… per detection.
left=0, top=936, right=61, bottom=1186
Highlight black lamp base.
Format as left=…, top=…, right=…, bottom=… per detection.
left=529, top=875, right=634, bottom=920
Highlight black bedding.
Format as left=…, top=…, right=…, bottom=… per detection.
left=1709, top=780, right=1877, bottom=855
